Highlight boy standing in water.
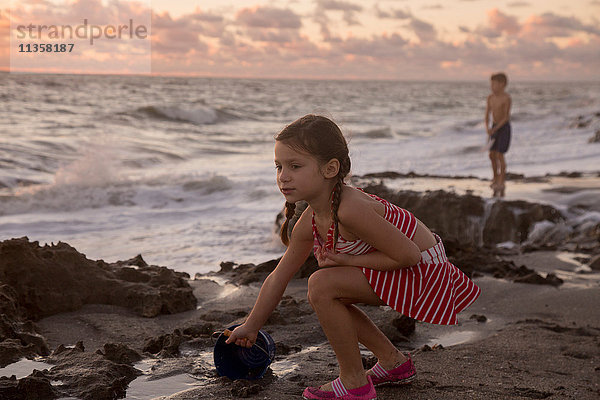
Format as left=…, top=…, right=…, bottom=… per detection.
left=485, top=72, right=512, bottom=197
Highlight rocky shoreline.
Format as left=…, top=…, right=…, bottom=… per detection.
left=1, top=174, right=599, bottom=399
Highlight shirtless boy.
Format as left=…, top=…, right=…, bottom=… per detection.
left=485, top=72, right=512, bottom=197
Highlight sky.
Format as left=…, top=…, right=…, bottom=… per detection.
left=1, top=0, right=599, bottom=80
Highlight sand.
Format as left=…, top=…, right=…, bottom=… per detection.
left=32, top=251, right=600, bottom=400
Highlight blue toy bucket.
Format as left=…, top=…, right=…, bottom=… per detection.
left=213, top=324, right=276, bottom=380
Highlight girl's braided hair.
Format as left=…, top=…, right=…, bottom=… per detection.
left=275, top=115, right=351, bottom=251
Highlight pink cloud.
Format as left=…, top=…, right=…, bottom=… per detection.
left=522, top=12, right=600, bottom=38
left=409, top=17, right=437, bottom=43
left=2, top=1, right=599, bottom=80
left=375, top=5, right=411, bottom=19
left=336, top=33, right=408, bottom=58
left=8, top=0, right=151, bottom=74
left=236, top=6, right=302, bottom=29
left=317, top=0, right=363, bottom=25
left=487, top=8, right=521, bottom=35
left=0, top=10, right=8, bottom=70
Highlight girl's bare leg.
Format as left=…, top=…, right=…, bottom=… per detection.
left=307, top=266, right=404, bottom=390
left=347, top=305, right=407, bottom=371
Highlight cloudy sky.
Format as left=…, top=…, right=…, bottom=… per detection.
left=2, top=0, right=599, bottom=80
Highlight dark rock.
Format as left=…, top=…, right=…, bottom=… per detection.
left=482, top=200, right=563, bottom=246
left=357, top=171, right=480, bottom=180
left=505, top=172, right=525, bottom=180
left=470, top=314, right=487, bottom=323
left=362, top=355, right=378, bottom=370
left=218, top=255, right=318, bottom=286
left=113, top=254, right=148, bottom=268
left=74, top=341, right=85, bottom=352
left=47, top=345, right=141, bottom=400
left=418, top=343, right=444, bottom=352
left=588, top=255, right=600, bottom=271
left=419, top=344, right=433, bottom=352
left=16, top=371, right=57, bottom=400
left=362, top=186, right=487, bottom=246
left=0, top=375, right=20, bottom=400
left=445, top=241, right=564, bottom=286
left=379, top=324, right=410, bottom=343
left=0, top=339, right=39, bottom=368
left=143, top=330, right=186, bottom=357
left=589, top=130, right=600, bottom=143
left=0, top=237, right=196, bottom=365
left=99, top=343, right=142, bottom=364
left=0, top=314, right=18, bottom=342
left=0, top=371, right=58, bottom=400
left=359, top=186, right=563, bottom=247
left=512, top=272, right=563, bottom=287
left=275, top=201, right=308, bottom=240
left=231, top=380, right=262, bottom=398
left=295, top=256, right=319, bottom=279
left=543, top=273, right=564, bottom=287
left=556, top=171, right=583, bottom=178
left=275, top=342, right=302, bottom=357
left=219, top=261, right=235, bottom=272
left=392, top=315, right=416, bottom=337
left=113, top=267, right=151, bottom=283
left=17, top=332, right=49, bottom=356
left=570, top=115, right=591, bottom=128
left=0, top=285, right=21, bottom=322
left=0, top=238, right=196, bottom=320
left=182, top=322, right=217, bottom=337
left=51, top=344, right=68, bottom=356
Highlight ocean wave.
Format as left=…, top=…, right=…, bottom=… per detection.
left=0, top=174, right=234, bottom=217
left=133, top=104, right=241, bottom=125
left=0, top=183, right=136, bottom=216
left=182, top=175, right=232, bottom=194
left=353, top=126, right=393, bottom=139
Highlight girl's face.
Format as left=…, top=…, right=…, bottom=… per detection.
left=274, top=141, right=328, bottom=203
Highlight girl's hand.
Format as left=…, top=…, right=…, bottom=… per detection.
left=315, top=245, right=351, bottom=267
left=224, top=323, right=258, bottom=349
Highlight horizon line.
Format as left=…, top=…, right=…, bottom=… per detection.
left=2, top=70, right=600, bottom=84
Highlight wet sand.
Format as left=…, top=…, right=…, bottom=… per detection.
left=32, top=252, right=600, bottom=400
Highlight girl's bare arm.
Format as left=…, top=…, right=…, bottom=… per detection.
left=317, top=248, right=415, bottom=271
left=335, top=198, right=422, bottom=269
left=226, top=209, right=313, bottom=346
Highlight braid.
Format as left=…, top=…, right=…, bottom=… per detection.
left=280, top=201, right=296, bottom=246
left=331, top=177, right=343, bottom=252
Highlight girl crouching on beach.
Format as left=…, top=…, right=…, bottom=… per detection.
left=226, top=115, right=481, bottom=400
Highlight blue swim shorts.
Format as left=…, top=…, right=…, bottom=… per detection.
left=490, top=122, right=511, bottom=153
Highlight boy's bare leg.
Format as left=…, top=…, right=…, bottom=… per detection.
left=307, top=267, right=398, bottom=390
left=497, top=153, right=506, bottom=196
left=489, top=151, right=499, bottom=187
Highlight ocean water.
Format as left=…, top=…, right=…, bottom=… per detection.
left=1, top=73, right=599, bottom=274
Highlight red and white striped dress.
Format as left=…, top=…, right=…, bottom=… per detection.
left=311, top=191, right=481, bottom=325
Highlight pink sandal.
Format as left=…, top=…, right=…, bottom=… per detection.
left=302, top=376, right=377, bottom=400
left=368, top=355, right=416, bottom=387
